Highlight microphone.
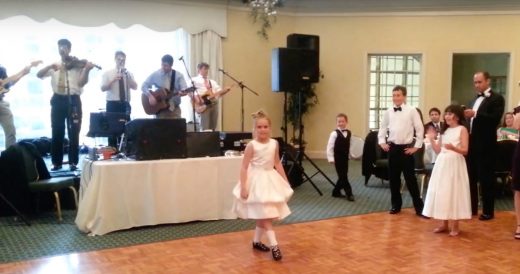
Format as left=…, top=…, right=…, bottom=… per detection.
left=218, top=68, right=225, bottom=73
left=178, top=56, right=184, bottom=61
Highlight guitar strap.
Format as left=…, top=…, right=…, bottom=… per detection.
left=202, top=78, right=213, bottom=105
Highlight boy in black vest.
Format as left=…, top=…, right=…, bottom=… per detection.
left=326, top=113, right=354, bottom=201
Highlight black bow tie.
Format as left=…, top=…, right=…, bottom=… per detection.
left=394, top=107, right=402, bottom=112
left=341, top=129, right=348, bottom=132
left=477, top=93, right=484, bottom=97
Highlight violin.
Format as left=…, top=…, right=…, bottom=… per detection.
left=64, top=56, right=102, bottom=70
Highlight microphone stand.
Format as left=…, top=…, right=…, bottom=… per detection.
left=179, top=57, right=198, bottom=132
left=219, top=69, right=259, bottom=131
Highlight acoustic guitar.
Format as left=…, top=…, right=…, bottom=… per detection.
left=141, top=87, right=195, bottom=115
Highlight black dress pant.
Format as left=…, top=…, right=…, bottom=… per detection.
left=388, top=144, right=424, bottom=213
left=468, top=140, right=496, bottom=216
left=106, top=101, right=131, bottom=148
left=333, top=157, right=353, bottom=196
left=50, top=94, right=82, bottom=166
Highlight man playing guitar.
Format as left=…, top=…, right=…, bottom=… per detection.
left=141, top=54, right=189, bottom=119
left=191, top=62, right=232, bottom=131
left=0, top=61, right=42, bottom=149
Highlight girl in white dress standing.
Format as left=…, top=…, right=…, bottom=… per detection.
left=422, top=104, right=472, bottom=236
left=232, top=110, right=293, bottom=261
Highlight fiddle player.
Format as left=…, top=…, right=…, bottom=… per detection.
left=37, top=38, right=95, bottom=171
left=101, top=51, right=137, bottom=148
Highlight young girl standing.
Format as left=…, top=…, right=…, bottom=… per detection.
left=422, top=104, right=472, bottom=236
left=232, top=110, right=293, bottom=261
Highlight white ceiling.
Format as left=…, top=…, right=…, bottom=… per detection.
left=181, top=0, right=520, bottom=13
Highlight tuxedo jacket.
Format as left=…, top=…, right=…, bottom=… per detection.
left=424, top=121, right=444, bottom=132
left=468, top=90, right=505, bottom=158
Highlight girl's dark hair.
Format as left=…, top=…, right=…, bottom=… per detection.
left=441, top=104, right=467, bottom=134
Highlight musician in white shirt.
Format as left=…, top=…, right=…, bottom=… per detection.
left=37, top=39, right=95, bottom=171
left=378, top=85, right=425, bottom=217
left=191, top=62, right=231, bottom=131
left=101, top=51, right=137, bottom=147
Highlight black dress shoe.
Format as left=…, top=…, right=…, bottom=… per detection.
left=346, top=195, right=355, bottom=202
left=332, top=193, right=346, bottom=198
left=271, top=245, right=282, bottom=261
left=51, top=165, right=62, bottom=171
left=69, top=164, right=78, bottom=171
left=252, top=242, right=270, bottom=252
left=479, top=214, right=494, bottom=221
left=389, top=208, right=401, bottom=214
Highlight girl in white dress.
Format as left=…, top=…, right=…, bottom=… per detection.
left=422, top=104, right=471, bottom=236
left=232, top=110, right=293, bottom=261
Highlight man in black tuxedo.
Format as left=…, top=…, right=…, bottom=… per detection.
left=464, top=71, right=505, bottom=221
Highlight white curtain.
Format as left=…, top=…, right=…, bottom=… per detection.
left=189, top=30, right=224, bottom=129
left=0, top=0, right=227, bottom=36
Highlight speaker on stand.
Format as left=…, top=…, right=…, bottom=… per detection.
left=271, top=34, right=334, bottom=193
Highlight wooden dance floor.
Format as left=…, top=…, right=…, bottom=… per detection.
left=2, top=210, right=519, bottom=273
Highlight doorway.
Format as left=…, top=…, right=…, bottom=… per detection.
left=451, top=53, right=509, bottom=106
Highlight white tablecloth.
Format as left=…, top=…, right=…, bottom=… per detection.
left=75, top=156, right=242, bottom=235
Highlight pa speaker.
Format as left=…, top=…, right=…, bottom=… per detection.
left=186, top=131, right=222, bottom=157
left=271, top=48, right=319, bottom=93
left=287, top=33, right=320, bottom=52
left=124, top=118, right=187, bottom=160
left=287, top=33, right=320, bottom=84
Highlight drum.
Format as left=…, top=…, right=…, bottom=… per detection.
left=349, top=136, right=364, bottom=160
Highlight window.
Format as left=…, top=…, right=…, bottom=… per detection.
left=0, top=16, right=190, bottom=150
left=368, top=54, right=422, bottom=130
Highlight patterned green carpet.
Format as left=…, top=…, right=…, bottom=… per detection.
left=0, top=160, right=514, bottom=263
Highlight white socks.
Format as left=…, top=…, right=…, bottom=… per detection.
left=265, top=230, right=278, bottom=247
left=253, top=227, right=265, bottom=243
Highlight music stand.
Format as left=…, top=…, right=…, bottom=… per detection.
left=87, top=111, right=128, bottom=141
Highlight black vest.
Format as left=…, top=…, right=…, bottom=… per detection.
left=334, top=129, right=351, bottom=161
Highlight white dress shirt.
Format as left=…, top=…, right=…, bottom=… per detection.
left=101, top=68, right=135, bottom=101
left=192, top=74, right=222, bottom=97
left=326, top=128, right=350, bottom=162
left=41, top=63, right=84, bottom=95
left=378, top=104, right=424, bottom=148
left=470, top=87, right=491, bottom=131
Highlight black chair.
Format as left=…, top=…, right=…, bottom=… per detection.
left=495, top=140, right=517, bottom=194
left=19, top=144, right=78, bottom=222
left=362, top=130, right=389, bottom=186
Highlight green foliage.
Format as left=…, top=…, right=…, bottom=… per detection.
left=250, top=12, right=277, bottom=40
left=286, top=84, right=319, bottom=144
left=244, top=0, right=283, bottom=40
